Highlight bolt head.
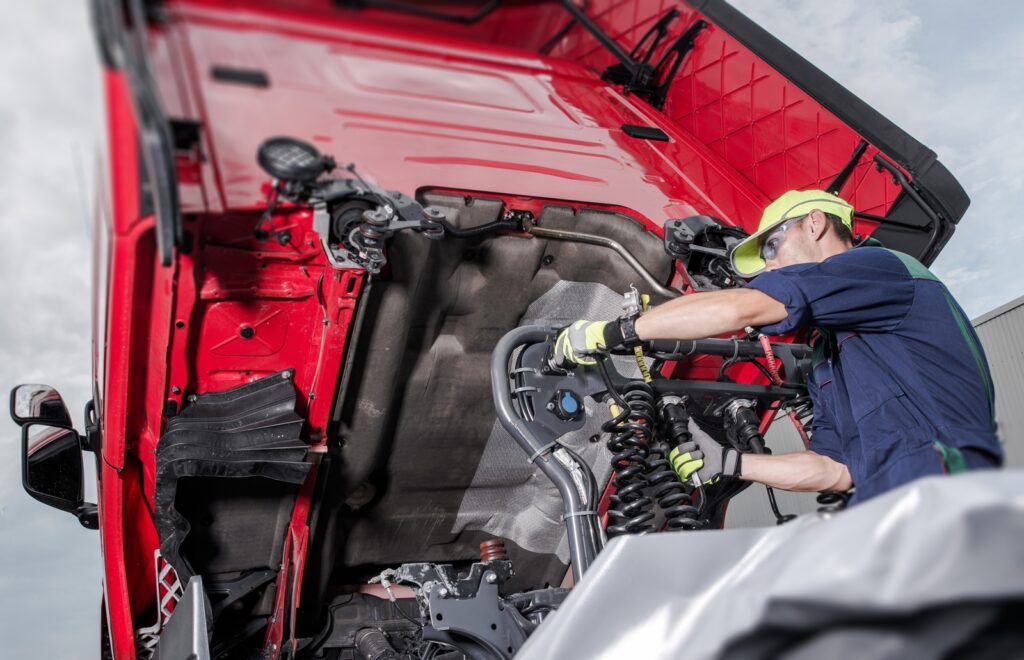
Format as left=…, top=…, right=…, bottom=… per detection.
left=485, top=572, right=497, bottom=584
left=437, top=587, right=449, bottom=598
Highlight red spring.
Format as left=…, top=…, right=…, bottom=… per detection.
left=479, top=539, right=508, bottom=562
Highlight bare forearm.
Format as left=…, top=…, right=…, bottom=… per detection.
left=634, top=289, right=787, bottom=341
left=740, top=452, right=853, bottom=492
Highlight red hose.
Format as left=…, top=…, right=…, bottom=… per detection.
left=759, top=334, right=811, bottom=450
left=758, top=334, right=783, bottom=385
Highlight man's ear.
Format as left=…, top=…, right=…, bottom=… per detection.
left=807, top=209, right=828, bottom=242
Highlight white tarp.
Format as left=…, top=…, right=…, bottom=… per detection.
left=519, top=472, right=1024, bottom=659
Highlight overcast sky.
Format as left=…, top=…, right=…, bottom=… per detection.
left=1, top=1, right=1022, bottom=657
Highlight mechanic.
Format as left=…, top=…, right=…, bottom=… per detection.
left=556, top=189, right=1002, bottom=503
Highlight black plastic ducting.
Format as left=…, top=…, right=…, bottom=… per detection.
left=155, top=370, right=311, bottom=586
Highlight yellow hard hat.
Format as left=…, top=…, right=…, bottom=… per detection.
left=730, top=189, right=854, bottom=278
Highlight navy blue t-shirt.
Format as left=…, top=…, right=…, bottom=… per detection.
left=747, top=247, right=1002, bottom=502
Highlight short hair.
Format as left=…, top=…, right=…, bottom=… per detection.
left=823, top=212, right=854, bottom=244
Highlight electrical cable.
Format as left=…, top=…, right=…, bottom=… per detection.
left=719, top=357, right=777, bottom=383
left=438, top=217, right=518, bottom=238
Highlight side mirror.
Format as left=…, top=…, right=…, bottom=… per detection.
left=10, top=384, right=72, bottom=427
left=16, top=389, right=99, bottom=530
left=22, top=423, right=84, bottom=512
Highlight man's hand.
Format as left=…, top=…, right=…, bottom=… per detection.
left=669, top=419, right=741, bottom=485
left=553, top=320, right=621, bottom=367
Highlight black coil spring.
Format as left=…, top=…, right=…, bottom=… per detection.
left=645, top=449, right=703, bottom=530
left=816, top=491, right=851, bottom=514
left=604, top=382, right=657, bottom=536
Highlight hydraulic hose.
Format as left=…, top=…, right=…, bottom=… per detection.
left=491, top=326, right=603, bottom=581
left=728, top=400, right=796, bottom=525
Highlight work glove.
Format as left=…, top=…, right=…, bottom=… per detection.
left=552, top=320, right=625, bottom=367
left=669, top=419, right=742, bottom=486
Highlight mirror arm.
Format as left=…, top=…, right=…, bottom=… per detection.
left=82, top=399, right=101, bottom=453
left=75, top=503, right=99, bottom=530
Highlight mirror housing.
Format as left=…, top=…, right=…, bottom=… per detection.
left=22, top=423, right=84, bottom=512
left=10, top=384, right=72, bottom=427
left=13, top=384, right=99, bottom=530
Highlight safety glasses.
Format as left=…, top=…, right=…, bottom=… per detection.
left=759, top=215, right=806, bottom=262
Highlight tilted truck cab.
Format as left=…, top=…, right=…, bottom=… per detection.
left=13, top=1, right=968, bottom=658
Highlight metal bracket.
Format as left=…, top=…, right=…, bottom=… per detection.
left=386, top=561, right=527, bottom=659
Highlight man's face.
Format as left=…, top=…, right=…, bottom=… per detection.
left=762, top=213, right=818, bottom=271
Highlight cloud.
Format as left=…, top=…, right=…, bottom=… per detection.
left=0, top=1, right=102, bottom=657
left=731, top=0, right=1024, bottom=317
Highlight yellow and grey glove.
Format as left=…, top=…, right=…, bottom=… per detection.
left=669, top=419, right=741, bottom=485
left=552, top=320, right=626, bottom=368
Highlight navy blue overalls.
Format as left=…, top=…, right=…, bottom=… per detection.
left=747, top=246, right=1002, bottom=503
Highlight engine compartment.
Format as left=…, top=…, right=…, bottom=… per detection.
left=150, top=139, right=822, bottom=658
left=324, top=193, right=673, bottom=588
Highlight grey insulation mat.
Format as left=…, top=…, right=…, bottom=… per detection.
left=452, top=281, right=645, bottom=563
left=518, top=471, right=1024, bottom=660
left=330, top=196, right=671, bottom=586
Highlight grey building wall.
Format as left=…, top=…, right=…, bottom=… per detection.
left=973, top=295, right=1024, bottom=469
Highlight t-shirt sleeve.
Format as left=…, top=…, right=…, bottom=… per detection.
left=745, top=248, right=916, bottom=335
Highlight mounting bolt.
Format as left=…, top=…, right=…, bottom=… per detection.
left=484, top=572, right=497, bottom=584
left=437, top=587, right=449, bottom=599
left=171, top=386, right=181, bottom=395
left=542, top=255, right=555, bottom=266
left=282, top=371, right=292, bottom=380
left=240, top=325, right=255, bottom=339
left=546, top=402, right=556, bottom=411
left=187, top=394, right=197, bottom=403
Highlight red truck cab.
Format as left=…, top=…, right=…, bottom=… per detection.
left=12, top=1, right=968, bottom=658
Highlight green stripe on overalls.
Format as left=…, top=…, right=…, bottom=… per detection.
left=934, top=440, right=968, bottom=474
left=889, top=250, right=996, bottom=421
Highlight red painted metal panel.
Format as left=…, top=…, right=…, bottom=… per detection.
left=164, top=1, right=763, bottom=229
left=100, top=66, right=143, bottom=660
left=547, top=0, right=905, bottom=236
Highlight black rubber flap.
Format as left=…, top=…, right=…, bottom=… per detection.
left=155, top=370, right=311, bottom=584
